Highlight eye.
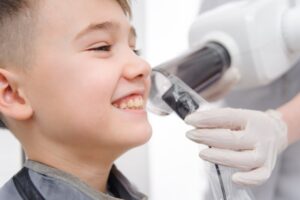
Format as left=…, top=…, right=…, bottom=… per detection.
left=89, top=45, right=111, bottom=52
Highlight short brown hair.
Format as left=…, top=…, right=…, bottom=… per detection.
left=0, top=0, right=132, bottom=69
left=0, top=0, right=37, bottom=69
left=116, top=0, right=132, bottom=17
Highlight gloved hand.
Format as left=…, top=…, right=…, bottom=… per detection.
left=200, top=67, right=240, bottom=101
left=185, top=108, right=288, bottom=186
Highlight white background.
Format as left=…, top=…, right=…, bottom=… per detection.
left=0, top=130, right=22, bottom=187
left=0, top=1, right=211, bottom=199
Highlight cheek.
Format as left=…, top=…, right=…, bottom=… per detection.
left=60, top=74, right=116, bottom=125
left=33, top=80, right=117, bottom=146
left=28, top=62, right=118, bottom=139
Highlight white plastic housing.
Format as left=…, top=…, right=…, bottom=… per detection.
left=189, top=0, right=300, bottom=89
left=283, top=6, right=300, bottom=52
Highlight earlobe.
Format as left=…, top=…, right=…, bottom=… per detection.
left=0, top=69, right=33, bottom=121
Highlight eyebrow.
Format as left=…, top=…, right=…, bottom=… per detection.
left=74, top=21, right=137, bottom=41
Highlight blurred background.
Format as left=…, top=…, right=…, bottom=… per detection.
left=0, top=0, right=211, bottom=199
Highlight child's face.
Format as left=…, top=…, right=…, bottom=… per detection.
left=23, top=0, right=152, bottom=155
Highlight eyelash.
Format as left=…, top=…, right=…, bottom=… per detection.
left=89, top=45, right=140, bottom=56
left=90, top=45, right=111, bottom=52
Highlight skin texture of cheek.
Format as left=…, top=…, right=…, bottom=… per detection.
left=25, top=64, right=110, bottom=145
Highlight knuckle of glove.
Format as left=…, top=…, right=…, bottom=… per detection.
left=250, top=150, right=265, bottom=169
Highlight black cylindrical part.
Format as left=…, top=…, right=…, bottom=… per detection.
left=154, top=42, right=231, bottom=94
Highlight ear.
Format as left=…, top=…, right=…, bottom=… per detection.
left=0, top=68, right=33, bottom=121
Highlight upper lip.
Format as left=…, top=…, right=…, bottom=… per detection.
left=111, top=89, right=146, bottom=104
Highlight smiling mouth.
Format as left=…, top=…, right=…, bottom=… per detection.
left=112, top=94, right=145, bottom=110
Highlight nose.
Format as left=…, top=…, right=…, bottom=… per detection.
left=123, top=51, right=151, bottom=81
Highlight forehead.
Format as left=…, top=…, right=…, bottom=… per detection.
left=36, top=0, right=130, bottom=40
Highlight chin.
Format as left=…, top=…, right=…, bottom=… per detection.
left=119, top=122, right=152, bottom=149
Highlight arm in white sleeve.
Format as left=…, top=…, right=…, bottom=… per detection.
left=278, top=92, right=300, bottom=145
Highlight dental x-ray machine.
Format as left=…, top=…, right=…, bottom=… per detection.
left=149, top=0, right=300, bottom=116
left=148, top=0, right=300, bottom=199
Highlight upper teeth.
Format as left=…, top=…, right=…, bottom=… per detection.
left=113, top=95, right=144, bottom=109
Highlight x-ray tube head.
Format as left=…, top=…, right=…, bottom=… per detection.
left=148, top=42, right=231, bottom=118
left=148, top=72, right=206, bottom=119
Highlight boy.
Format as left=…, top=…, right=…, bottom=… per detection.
left=0, top=0, right=152, bottom=199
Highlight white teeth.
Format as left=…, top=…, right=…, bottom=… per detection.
left=134, top=98, right=141, bottom=108
left=128, top=99, right=134, bottom=107
left=113, top=96, right=144, bottom=110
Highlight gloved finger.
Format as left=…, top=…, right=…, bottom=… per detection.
left=232, top=166, right=271, bottom=186
left=199, top=148, right=265, bottom=171
left=186, top=129, right=253, bottom=150
left=184, top=108, right=246, bottom=130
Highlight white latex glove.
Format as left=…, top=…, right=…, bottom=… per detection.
left=185, top=108, right=288, bottom=186
left=200, top=67, right=240, bottom=101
